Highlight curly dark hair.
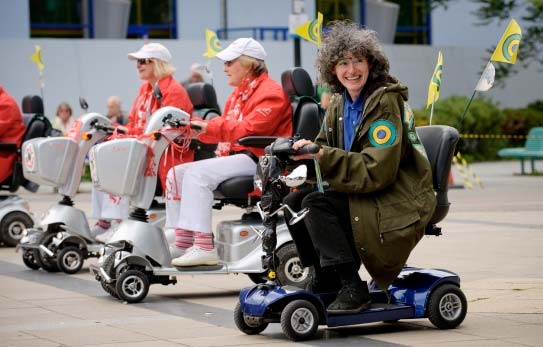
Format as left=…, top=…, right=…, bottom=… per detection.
left=316, top=21, right=397, bottom=98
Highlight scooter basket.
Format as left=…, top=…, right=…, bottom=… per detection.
left=22, top=137, right=78, bottom=187
left=89, top=138, right=148, bottom=197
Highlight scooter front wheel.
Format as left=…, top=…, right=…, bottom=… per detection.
left=56, top=246, right=84, bottom=274
left=280, top=299, right=319, bottom=341
left=115, top=269, right=149, bottom=303
left=427, top=283, right=467, bottom=329
left=36, top=232, right=59, bottom=272
left=234, top=301, right=268, bottom=335
left=22, top=249, right=41, bottom=270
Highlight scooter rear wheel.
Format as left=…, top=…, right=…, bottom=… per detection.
left=280, top=299, right=319, bottom=341
left=36, top=232, right=59, bottom=272
left=276, top=243, right=312, bottom=288
left=56, top=245, right=84, bottom=274
left=427, top=283, right=467, bottom=329
left=0, top=211, right=33, bottom=247
left=115, top=269, right=149, bottom=303
left=234, top=301, right=268, bottom=335
left=22, top=249, right=41, bottom=270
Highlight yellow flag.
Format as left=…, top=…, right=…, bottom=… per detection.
left=490, top=19, right=522, bottom=64
left=426, top=51, right=443, bottom=109
left=29, top=45, right=44, bottom=72
left=203, top=29, right=223, bottom=58
left=294, top=12, right=323, bottom=48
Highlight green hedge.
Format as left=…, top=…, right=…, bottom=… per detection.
left=413, top=96, right=508, bottom=161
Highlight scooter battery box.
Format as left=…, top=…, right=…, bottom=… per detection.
left=89, top=138, right=148, bottom=196
left=22, top=137, right=78, bottom=187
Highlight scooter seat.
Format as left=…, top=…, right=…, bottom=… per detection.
left=214, top=176, right=255, bottom=201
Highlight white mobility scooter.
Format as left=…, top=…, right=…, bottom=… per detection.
left=0, top=95, right=52, bottom=246
left=89, top=68, right=324, bottom=303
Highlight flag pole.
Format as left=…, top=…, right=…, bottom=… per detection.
left=459, top=89, right=476, bottom=131
left=429, top=93, right=436, bottom=125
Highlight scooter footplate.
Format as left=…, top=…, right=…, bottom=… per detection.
left=174, top=264, right=224, bottom=272
left=326, top=303, right=414, bottom=327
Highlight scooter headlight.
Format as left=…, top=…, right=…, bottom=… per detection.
left=254, top=175, right=262, bottom=191
left=22, top=229, right=28, bottom=237
left=56, top=232, right=63, bottom=240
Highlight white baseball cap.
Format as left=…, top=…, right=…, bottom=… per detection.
left=128, top=43, right=172, bottom=63
left=216, top=38, right=267, bottom=62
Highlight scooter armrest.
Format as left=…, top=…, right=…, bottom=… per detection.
left=238, top=136, right=277, bottom=148
left=0, top=142, right=18, bottom=152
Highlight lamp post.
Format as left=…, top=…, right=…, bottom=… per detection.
left=289, top=0, right=307, bottom=67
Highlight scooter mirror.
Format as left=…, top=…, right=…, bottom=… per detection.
left=288, top=207, right=309, bottom=225
left=79, top=97, right=88, bottom=111
left=282, top=165, right=307, bottom=187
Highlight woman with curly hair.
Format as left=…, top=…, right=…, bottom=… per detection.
left=283, top=21, right=436, bottom=315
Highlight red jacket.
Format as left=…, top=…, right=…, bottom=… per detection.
left=126, top=76, right=194, bottom=190
left=0, top=86, right=25, bottom=183
left=201, top=73, right=293, bottom=157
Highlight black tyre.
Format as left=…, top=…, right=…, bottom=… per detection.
left=427, top=284, right=467, bottom=329
left=276, top=243, right=312, bottom=288
left=247, top=272, right=267, bottom=284
left=101, top=281, right=119, bottom=299
left=56, top=246, right=84, bottom=274
left=115, top=269, right=149, bottom=303
left=234, top=301, right=268, bottom=335
left=36, top=232, right=59, bottom=272
left=22, top=249, right=41, bottom=270
left=1, top=212, right=33, bottom=247
left=280, top=299, right=319, bottom=341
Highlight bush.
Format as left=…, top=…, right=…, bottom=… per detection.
left=413, top=96, right=507, bottom=161
left=501, top=103, right=543, bottom=147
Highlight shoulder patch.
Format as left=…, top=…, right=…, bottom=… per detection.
left=369, top=119, right=397, bottom=147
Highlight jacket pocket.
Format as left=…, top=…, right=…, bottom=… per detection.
left=378, top=202, right=420, bottom=234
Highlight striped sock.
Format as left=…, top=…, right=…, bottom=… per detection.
left=96, top=219, right=111, bottom=229
left=194, top=231, right=214, bottom=251
left=174, top=228, right=194, bottom=250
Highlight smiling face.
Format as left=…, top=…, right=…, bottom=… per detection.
left=334, top=52, right=371, bottom=101
left=223, top=58, right=251, bottom=87
left=136, top=58, right=156, bottom=83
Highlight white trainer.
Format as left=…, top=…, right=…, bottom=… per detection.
left=169, top=246, right=186, bottom=259
left=171, top=246, right=219, bottom=267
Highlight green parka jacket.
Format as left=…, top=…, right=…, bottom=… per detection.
left=315, top=83, right=436, bottom=290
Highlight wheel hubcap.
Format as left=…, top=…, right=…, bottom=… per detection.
left=122, top=275, right=143, bottom=298
left=8, top=221, right=25, bottom=239
left=439, top=293, right=462, bottom=320
left=290, top=307, right=314, bottom=334
left=284, top=257, right=309, bottom=283
left=63, top=251, right=81, bottom=270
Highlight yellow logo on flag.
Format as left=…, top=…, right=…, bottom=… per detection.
left=203, top=29, right=223, bottom=58
left=426, top=51, right=443, bottom=109
left=29, top=45, right=44, bottom=72
left=294, top=12, right=323, bottom=48
left=490, top=19, right=522, bottom=64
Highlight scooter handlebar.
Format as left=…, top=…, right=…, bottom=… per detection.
left=164, top=118, right=202, bottom=130
left=93, top=123, right=126, bottom=134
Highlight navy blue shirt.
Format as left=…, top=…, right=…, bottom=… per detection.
left=343, top=91, right=365, bottom=151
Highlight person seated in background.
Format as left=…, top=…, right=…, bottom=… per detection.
left=51, top=102, right=74, bottom=135
left=166, top=38, right=293, bottom=266
left=92, top=42, right=194, bottom=243
left=0, top=85, right=26, bottom=184
left=106, top=96, right=126, bottom=125
left=283, top=21, right=436, bottom=315
left=181, top=62, right=207, bottom=88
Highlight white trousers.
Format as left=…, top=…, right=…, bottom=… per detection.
left=91, top=188, right=130, bottom=220
left=165, top=154, right=257, bottom=234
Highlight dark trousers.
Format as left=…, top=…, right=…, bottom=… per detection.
left=283, top=186, right=361, bottom=269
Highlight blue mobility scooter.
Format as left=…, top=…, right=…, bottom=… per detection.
left=234, top=125, right=466, bottom=341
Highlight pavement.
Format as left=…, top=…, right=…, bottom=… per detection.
left=0, top=160, right=542, bottom=347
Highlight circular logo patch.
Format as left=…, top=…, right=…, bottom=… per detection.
left=23, top=144, right=36, bottom=172
left=369, top=119, right=396, bottom=147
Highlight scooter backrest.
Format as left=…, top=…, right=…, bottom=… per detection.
left=186, top=82, right=221, bottom=120
left=281, top=67, right=322, bottom=141
left=416, top=125, right=459, bottom=225
left=23, top=115, right=54, bottom=142
left=21, top=95, right=44, bottom=114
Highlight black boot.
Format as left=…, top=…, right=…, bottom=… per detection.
left=305, top=266, right=342, bottom=294
left=326, top=262, right=371, bottom=315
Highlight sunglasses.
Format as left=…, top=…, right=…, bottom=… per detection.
left=137, top=58, right=153, bottom=65
left=224, top=59, right=238, bottom=67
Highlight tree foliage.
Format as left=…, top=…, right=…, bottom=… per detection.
left=432, top=0, right=543, bottom=85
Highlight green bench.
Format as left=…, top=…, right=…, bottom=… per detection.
left=498, top=127, right=543, bottom=174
